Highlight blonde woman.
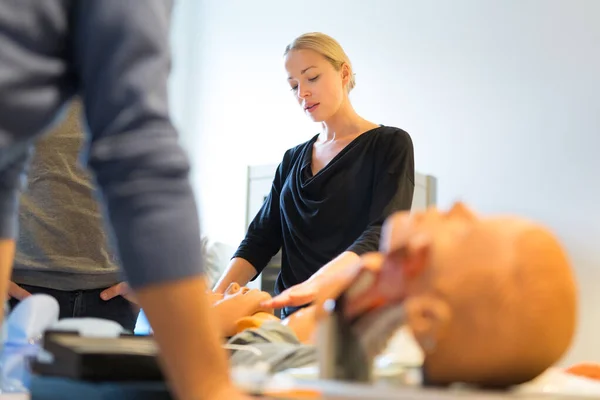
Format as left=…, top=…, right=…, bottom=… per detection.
left=215, top=32, right=415, bottom=318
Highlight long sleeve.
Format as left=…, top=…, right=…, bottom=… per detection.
left=72, top=0, right=204, bottom=289
left=233, top=150, right=295, bottom=277
left=346, top=131, right=415, bottom=255
left=0, top=143, right=33, bottom=239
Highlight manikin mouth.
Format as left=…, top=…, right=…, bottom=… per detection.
left=305, top=103, right=320, bottom=111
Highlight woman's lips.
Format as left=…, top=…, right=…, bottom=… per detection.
left=305, top=103, right=320, bottom=113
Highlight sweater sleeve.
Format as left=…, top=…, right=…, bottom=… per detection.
left=233, top=150, right=294, bottom=278
left=346, top=130, right=415, bottom=255
left=0, top=143, right=33, bottom=239
left=73, top=0, right=205, bottom=290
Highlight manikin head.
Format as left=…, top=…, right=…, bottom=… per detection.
left=326, top=202, right=578, bottom=388
left=284, top=32, right=355, bottom=123
left=207, top=283, right=276, bottom=336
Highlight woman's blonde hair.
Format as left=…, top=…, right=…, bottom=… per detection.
left=284, top=32, right=356, bottom=93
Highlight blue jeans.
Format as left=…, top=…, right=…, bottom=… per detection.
left=8, top=285, right=139, bottom=332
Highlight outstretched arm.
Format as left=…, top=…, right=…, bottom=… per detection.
left=252, top=254, right=387, bottom=345
left=261, top=251, right=360, bottom=309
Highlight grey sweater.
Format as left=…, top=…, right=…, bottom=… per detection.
left=12, top=101, right=121, bottom=291
left=0, top=0, right=204, bottom=289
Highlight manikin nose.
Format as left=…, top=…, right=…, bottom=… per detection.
left=225, top=282, right=240, bottom=295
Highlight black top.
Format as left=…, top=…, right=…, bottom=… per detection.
left=234, top=126, right=415, bottom=314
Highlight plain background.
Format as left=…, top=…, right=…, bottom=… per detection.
left=168, top=0, right=600, bottom=367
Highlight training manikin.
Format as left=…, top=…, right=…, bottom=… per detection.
left=140, top=202, right=577, bottom=387
left=308, top=202, right=578, bottom=388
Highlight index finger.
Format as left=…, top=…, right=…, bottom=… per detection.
left=261, top=292, right=291, bottom=308
left=312, top=252, right=385, bottom=316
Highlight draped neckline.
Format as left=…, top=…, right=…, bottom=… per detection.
left=300, top=125, right=384, bottom=182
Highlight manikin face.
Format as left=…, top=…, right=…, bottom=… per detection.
left=284, top=49, right=350, bottom=123
left=208, top=283, right=271, bottom=307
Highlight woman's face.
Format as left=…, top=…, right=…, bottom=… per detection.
left=284, top=48, right=348, bottom=123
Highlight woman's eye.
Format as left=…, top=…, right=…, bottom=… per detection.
left=290, top=86, right=298, bottom=91
left=308, top=75, right=320, bottom=82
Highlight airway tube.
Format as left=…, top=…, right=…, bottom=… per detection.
left=318, top=295, right=406, bottom=383
left=356, top=304, right=406, bottom=360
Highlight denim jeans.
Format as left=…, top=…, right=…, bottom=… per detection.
left=9, top=285, right=139, bottom=332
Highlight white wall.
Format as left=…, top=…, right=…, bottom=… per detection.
left=171, top=0, right=600, bottom=366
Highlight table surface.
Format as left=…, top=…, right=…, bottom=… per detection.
left=28, top=376, right=594, bottom=400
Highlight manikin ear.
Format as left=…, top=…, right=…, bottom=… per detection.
left=380, top=212, right=411, bottom=253
left=404, top=296, right=452, bottom=355
left=381, top=229, right=431, bottom=282
left=402, top=232, right=431, bottom=279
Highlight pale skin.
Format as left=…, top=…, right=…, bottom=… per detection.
left=214, top=48, right=378, bottom=307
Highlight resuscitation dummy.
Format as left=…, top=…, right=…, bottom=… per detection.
left=313, top=202, right=578, bottom=388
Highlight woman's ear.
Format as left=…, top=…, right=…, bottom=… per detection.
left=340, top=63, right=351, bottom=87
left=405, top=296, right=451, bottom=354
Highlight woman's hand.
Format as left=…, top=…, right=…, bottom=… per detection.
left=263, top=251, right=362, bottom=309
left=260, top=278, right=322, bottom=309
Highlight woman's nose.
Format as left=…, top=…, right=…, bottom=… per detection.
left=296, top=85, right=310, bottom=99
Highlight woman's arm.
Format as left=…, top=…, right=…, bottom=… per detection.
left=213, top=257, right=258, bottom=293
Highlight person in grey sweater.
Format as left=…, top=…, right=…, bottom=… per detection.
left=8, top=100, right=139, bottom=331
left=0, top=1, right=245, bottom=399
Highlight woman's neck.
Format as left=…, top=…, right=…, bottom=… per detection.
left=320, top=101, right=377, bottom=142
